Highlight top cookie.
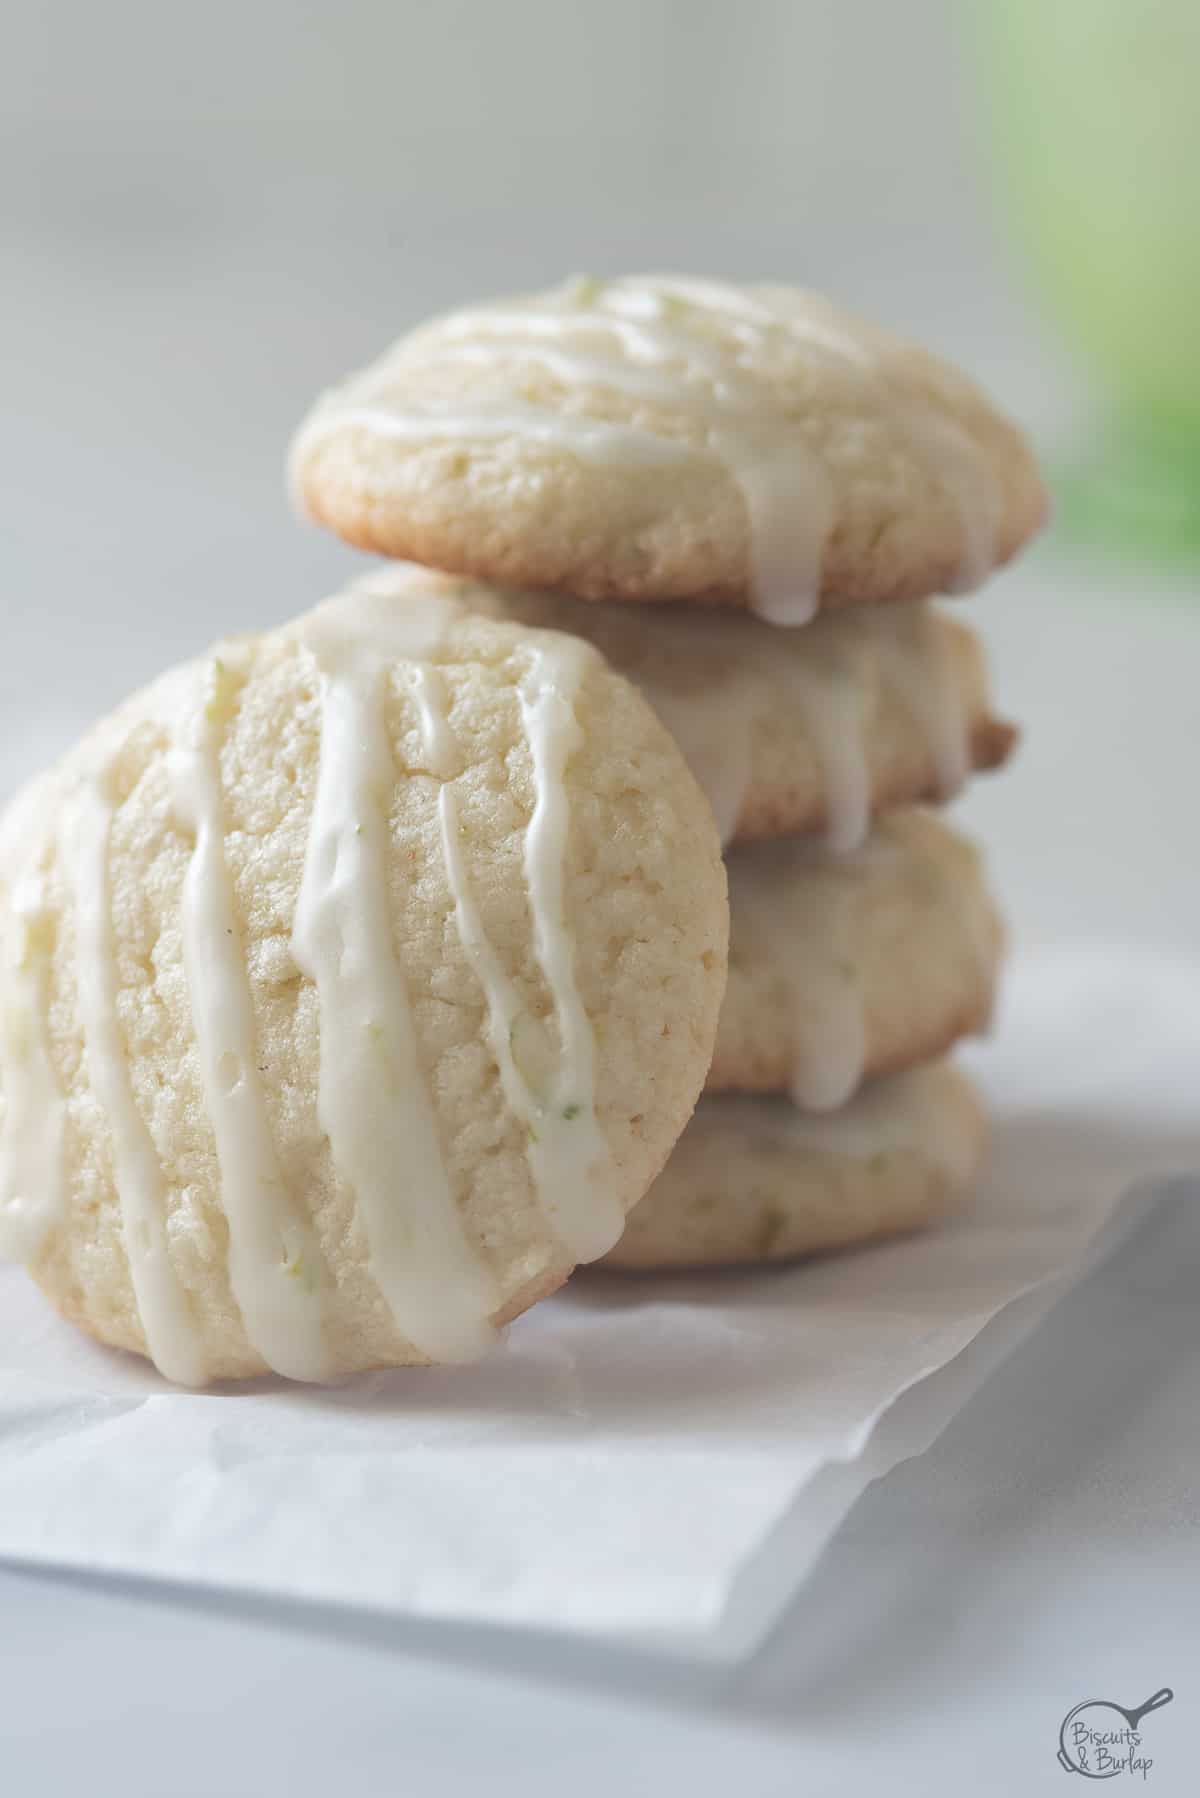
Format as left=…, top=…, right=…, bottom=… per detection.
left=0, top=569, right=727, bottom=1384
left=289, top=275, right=1048, bottom=621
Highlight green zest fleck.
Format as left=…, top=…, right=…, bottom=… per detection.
left=204, top=655, right=239, bottom=725
left=562, top=1102, right=581, bottom=1122
left=567, top=273, right=604, bottom=307
left=283, top=1249, right=318, bottom=1294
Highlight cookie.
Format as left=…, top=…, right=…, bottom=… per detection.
left=363, top=565, right=1014, bottom=849
left=602, top=1060, right=983, bottom=1271
left=713, top=810, right=1001, bottom=1109
left=289, top=275, right=1047, bottom=622
left=0, top=570, right=727, bottom=1384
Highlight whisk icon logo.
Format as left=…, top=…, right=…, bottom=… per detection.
left=1057, top=1688, right=1173, bottom=1780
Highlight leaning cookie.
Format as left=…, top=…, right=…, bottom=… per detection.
left=0, top=569, right=727, bottom=1384
left=366, top=565, right=1014, bottom=849
left=712, top=811, right=1002, bottom=1110
left=602, top=1061, right=984, bottom=1272
left=289, top=275, right=1047, bottom=621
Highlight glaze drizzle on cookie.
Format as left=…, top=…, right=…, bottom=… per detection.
left=725, top=816, right=999, bottom=1113
left=291, top=589, right=503, bottom=1363
left=291, top=583, right=621, bottom=1357
left=870, top=605, right=970, bottom=803
left=728, top=835, right=873, bottom=1112
left=629, top=601, right=970, bottom=852
left=0, top=798, right=69, bottom=1265
left=63, top=772, right=209, bottom=1386
left=290, top=275, right=1005, bottom=623
left=437, top=635, right=621, bottom=1262
left=170, top=652, right=335, bottom=1382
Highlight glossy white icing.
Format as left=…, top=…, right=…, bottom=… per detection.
left=64, top=773, right=208, bottom=1387
left=291, top=581, right=618, bottom=1354
left=170, top=652, right=333, bottom=1381
left=293, top=275, right=1007, bottom=623
left=627, top=600, right=967, bottom=852
left=291, top=588, right=502, bottom=1363
left=727, top=818, right=996, bottom=1115
left=0, top=816, right=68, bottom=1263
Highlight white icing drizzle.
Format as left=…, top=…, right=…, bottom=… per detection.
left=872, top=605, right=970, bottom=800
left=754, top=284, right=1003, bottom=596
left=287, top=403, right=674, bottom=522
left=640, top=632, right=869, bottom=853
left=436, top=793, right=616, bottom=1262
left=292, top=583, right=620, bottom=1349
left=434, top=636, right=620, bottom=1261
left=0, top=827, right=69, bottom=1262
left=728, top=837, right=872, bottom=1113
left=403, top=660, right=460, bottom=777
left=728, top=817, right=997, bottom=1115
left=64, top=774, right=207, bottom=1387
left=305, top=403, right=691, bottom=468
left=421, top=286, right=838, bottom=625
left=291, top=589, right=501, bottom=1363
left=643, top=679, right=758, bottom=849
left=168, top=653, right=333, bottom=1382
left=734, top=445, right=831, bottom=628
left=623, top=601, right=971, bottom=854
left=514, top=637, right=622, bottom=1257
left=790, top=977, right=865, bottom=1114
left=780, top=653, right=871, bottom=855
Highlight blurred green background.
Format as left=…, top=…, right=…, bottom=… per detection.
left=976, top=0, right=1200, bottom=556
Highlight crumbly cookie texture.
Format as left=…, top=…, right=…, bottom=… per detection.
left=603, top=1060, right=984, bottom=1271
left=712, top=810, right=1002, bottom=1110
left=0, top=574, right=727, bottom=1382
left=290, top=276, right=1047, bottom=616
left=357, top=565, right=1016, bottom=848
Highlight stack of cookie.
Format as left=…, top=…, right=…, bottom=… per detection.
left=0, top=273, right=1044, bottom=1389
left=289, top=274, right=1046, bottom=1275
left=0, top=571, right=728, bottom=1382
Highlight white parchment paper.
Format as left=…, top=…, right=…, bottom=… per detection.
left=1, top=944, right=1197, bottom=1660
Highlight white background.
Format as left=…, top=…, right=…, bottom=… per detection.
left=2, top=2, right=1198, bottom=1791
